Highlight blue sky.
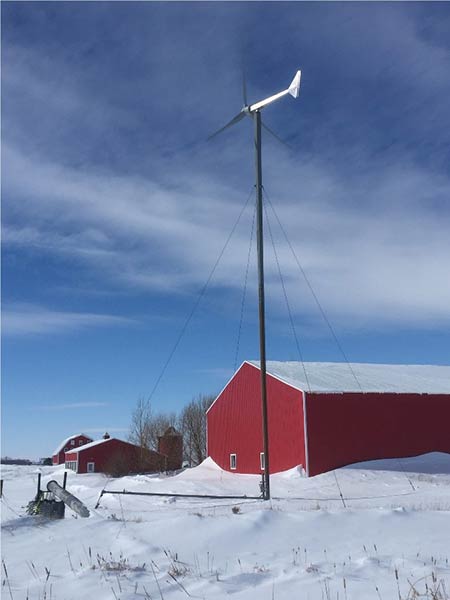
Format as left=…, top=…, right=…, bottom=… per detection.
left=2, top=2, right=450, bottom=459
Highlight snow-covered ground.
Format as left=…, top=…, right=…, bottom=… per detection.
left=2, top=453, right=450, bottom=599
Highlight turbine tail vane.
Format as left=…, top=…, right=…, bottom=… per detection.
left=288, top=70, right=301, bottom=98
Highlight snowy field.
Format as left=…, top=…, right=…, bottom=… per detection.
left=2, top=454, right=450, bottom=599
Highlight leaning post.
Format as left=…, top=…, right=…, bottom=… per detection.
left=47, top=480, right=90, bottom=518
left=35, top=473, right=42, bottom=501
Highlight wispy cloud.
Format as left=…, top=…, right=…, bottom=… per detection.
left=36, top=402, right=109, bottom=411
left=195, top=367, right=234, bottom=379
left=3, top=142, right=450, bottom=331
left=2, top=303, right=135, bottom=337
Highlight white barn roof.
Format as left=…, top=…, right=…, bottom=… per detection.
left=52, top=433, right=92, bottom=456
left=248, top=361, right=450, bottom=394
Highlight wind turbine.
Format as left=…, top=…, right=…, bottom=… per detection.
left=209, top=70, right=302, bottom=501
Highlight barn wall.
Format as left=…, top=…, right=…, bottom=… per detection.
left=53, top=451, right=64, bottom=465
left=64, top=450, right=79, bottom=470
left=305, top=392, right=450, bottom=476
left=207, top=362, right=305, bottom=474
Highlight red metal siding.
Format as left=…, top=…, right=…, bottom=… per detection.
left=53, top=452, right=64, bottom=465
left=207, top=362, right=306, bottom=474
left=305, top=392, right=450, bottom=476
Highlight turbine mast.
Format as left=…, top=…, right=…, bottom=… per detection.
left=254, top=109, right=270, bottom=501
left=207, top=69, right=301, bottom=502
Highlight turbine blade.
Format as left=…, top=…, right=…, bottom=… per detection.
left=207, top=112, right=245, bottom=141
left=261, top=121, right=293, bottom=150
left=239, top=48, right=249, bottom=107
left=242, top=69, right=248, bottom=106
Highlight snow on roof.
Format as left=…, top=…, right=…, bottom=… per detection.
left=64, top=437, right=115, bottom=454
left=248, top=361, right=450, bottom=394
left=52, top=434, right=93, bottom=456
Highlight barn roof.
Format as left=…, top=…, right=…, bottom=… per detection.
left=52, top=433, right=92, bottom=456
left=65, top=437, right=115, bottom=453
left=248, top=361, right=450, bottom=394
left=64, top=438, right=166, bottom=457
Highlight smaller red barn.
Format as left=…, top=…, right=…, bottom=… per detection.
left=52, top=433, right=93, bottom=465
left=64, top=430, right=183, bottom=475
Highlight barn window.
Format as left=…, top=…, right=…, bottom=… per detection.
left=260, top=452, right=265, bottom=470
left=70, top=440, right=75, bottom=446
left=65, top=461, right=77, bottom=472
left=78, top=440, right=83, bottom=445
left=64, top=447, right=68, bottom=452
left=230, top=454, right=237, bottom=470
left=87, top=462, right=95, bottom=473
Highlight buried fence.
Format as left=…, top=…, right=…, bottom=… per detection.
left=95, top=489, right=262, bottom=509
left=94, top=485, right=424, bottom=512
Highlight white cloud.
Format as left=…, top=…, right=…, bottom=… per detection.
left=3, top=142, right=450, bottom=332
left=2, top=303, right=135, bottom=337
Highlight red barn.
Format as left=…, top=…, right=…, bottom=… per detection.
left=64, top=430, right=183, bottom=475
left=52, top=433, right=93, bottom=465
left=207, top=361, right=450, bottom=476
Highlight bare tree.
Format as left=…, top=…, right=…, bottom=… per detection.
left=129, top=397, right=177, bottom=452
left=129, top=397, right=153, bottom=450
left=179, top=394, right=214, bottom=466
left=129, top=394, right=214, bottom=467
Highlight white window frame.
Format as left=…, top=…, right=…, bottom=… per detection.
left=260, top=452, right=265, bottom=471
left=230, top=454, right=237, bottom=470
left=70, top=439, right=75, bottom=446
left=78, top=440, right=84, bottom=445
left=65, top=460, right=78, bottom=472
left=87, top=462, right=95, bottom=473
